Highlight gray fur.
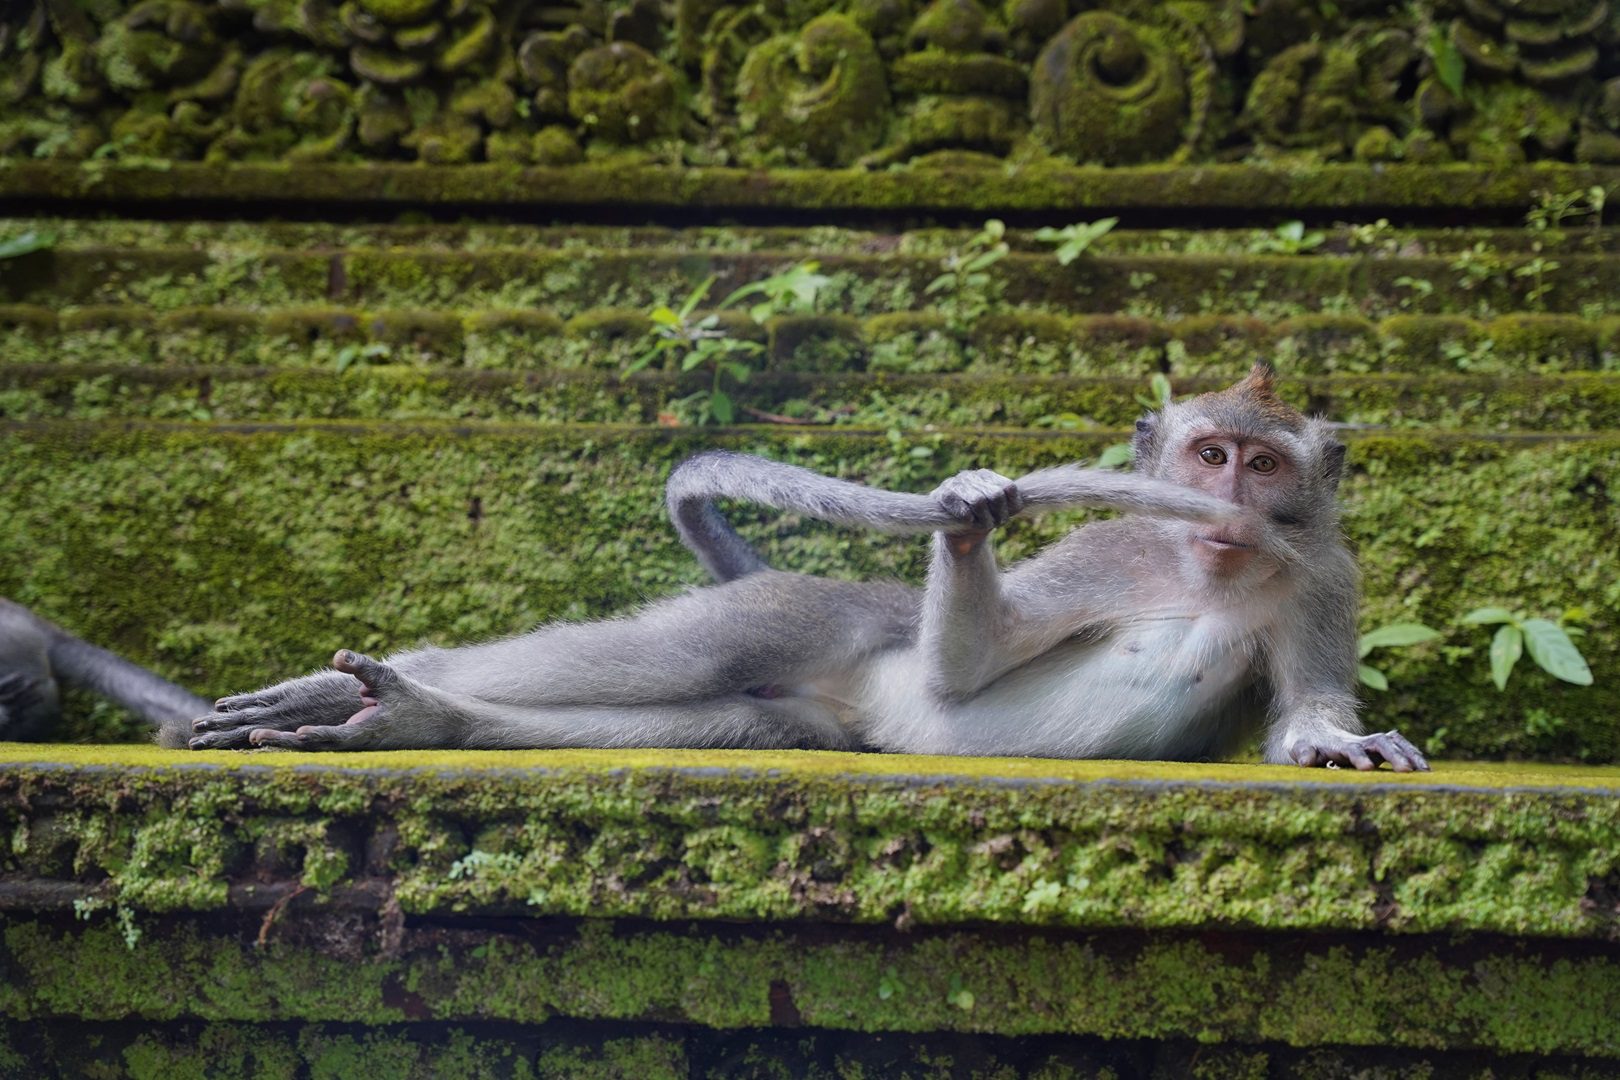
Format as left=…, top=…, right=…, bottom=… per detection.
left=184, top=371, right=1426, bottom=771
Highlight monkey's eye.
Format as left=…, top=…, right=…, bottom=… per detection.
left=1249, top=455, right=1277, bottom=474
left=1198, top=446, right=1227, bottom=466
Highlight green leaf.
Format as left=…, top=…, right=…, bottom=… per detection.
left=1357, top=623, right=1441, bottom=655
left=1095, top=443, right=1134, bottom=469
left=0, top=230, right=56, bottom=260
left=1490, top=623, right=1524, bottom=691
left=1520, top=619, right=1593, bottom=686
left=1430, top=26, right=1466, bottom=98
left=1461, top=606, right=1516, bottom=625
left=681, top=351, right=708, bottom=371
left=1278, top=220, right=1304, bottom=243
left=677, top=276, right=716, bottom=319
left=649, top=306, right=680, bottom=327
left=1358, top=664, right=1389, bottom=691
left=924, top=274, right=953, bottom=294
left=710, top=389, right=734, bottom=424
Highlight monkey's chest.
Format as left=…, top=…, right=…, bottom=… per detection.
left=927, top=615, right=1255, bottom=758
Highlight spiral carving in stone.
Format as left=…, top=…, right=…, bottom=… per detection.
left=735, top=14, right=889, bottom=166
left=1029, top=12, right=1204, bottom=165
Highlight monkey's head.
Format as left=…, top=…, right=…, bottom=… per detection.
left=1132, top=363, right=1345, bottom=580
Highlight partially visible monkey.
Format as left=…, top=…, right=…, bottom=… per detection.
left=177, top=364, right=1427, bottom=771
left=0, top=599, right=209, bottom=740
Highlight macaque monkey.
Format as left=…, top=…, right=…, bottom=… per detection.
left=169, top=364, right=1425, bottom=771
left=0, top=599, right=209, bottom=740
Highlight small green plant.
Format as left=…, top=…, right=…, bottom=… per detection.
left=1346, top=218, right=1396, bottom=252
left=629, top=262, right=829, bottom=425
left=1253, top=220, right=1325, bottom=255
left=1448, top=242, right=1506, bottom=293
left=73, top=895, right=142, bottom=950
left=1392, top=275, right=1434, bottom=309
left=1427, top=26, right=1466, bottom=97
left=0, top=229, right=55, bottom=260
left=946, top=973, right=975, bottom=1012
left=1513, top=255, right=1559, bottom=309
left=877, top=966, right=904, bottom=1001
left=1035, top=217, right=1118, bottom=265
left=1526, top=186, right=1606, bottom=232
left=334, top=342, right=391, bottom=372
left=449, top=849, right=525, bottom=880
left=1357, top=622, right=1440, bottom=691
left=925, top=219, right=1008, bottom=331
left=720, top=260, right=832, bottom=322
left=1461, top=607, right=1592, bottom=690
left=629, top=276, right=762, bottom=424
left=1135, top=372, right=1173, bottom=410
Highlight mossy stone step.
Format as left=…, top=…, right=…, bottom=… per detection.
left=1, top=423, right=1612, bottom=758
left=5, top=246, right=1617, bottom=318
left=1, top=749, right=1619, bottom=1061
left=4, top=162, right=1619, bottom=214
left=5, top=304, right=1616, bottom=375
left=13, top=217, right=1620, bottom=257
left=6, top=365, right=1620, bottom=434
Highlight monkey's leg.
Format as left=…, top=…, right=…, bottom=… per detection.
left=235, top=651, right=854, bottom=752
left=190, top=571, right=917, bottom=749
left=378, top=571, right=914, bottom=709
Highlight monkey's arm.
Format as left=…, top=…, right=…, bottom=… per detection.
left=1259, top=557, right=1429, bottom=772
left=915, top=465, right=1243, bottom=702
left=666, top=452, right=1239, bottom=583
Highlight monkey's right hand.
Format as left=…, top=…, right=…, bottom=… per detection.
left=188, top=670, right=360, bottom=750
left=930, top=469, right=1024, bottom=535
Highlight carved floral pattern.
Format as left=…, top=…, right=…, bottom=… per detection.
left=0, top=0, right=1615, bottom=166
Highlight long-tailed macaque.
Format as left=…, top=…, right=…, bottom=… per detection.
left=168, top=364, right=1425, bottom=771
left=0, top=599, right=209, bottom=740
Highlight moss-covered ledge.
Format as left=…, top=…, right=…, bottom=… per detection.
left=3, top=746, right=1618, bottom=938
left=4, top=163, right=1619, bottom=214
left=4, top=748, right=1620, bottom=1065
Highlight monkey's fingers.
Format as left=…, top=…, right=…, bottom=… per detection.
left=248, top=722, right=377, bottom=751
left=1363, top=730, right=1430, bottom=773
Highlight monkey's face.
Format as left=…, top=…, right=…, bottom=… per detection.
left=1161, top=429, right=1303, bottom=581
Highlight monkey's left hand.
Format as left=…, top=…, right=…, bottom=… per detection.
left=930, top=469, right=1024, bottom=535
left=1289, top=729, right=1430, bottom=772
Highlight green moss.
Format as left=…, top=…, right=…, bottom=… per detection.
left=3, top=163, right=1617, bottom=215
left=1485, top=314, right=1599, bottom=371
left=735, top=16, right=888, bottom=168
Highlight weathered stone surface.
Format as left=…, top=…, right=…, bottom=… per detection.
left=2, top=749, right=1620, bottom=1066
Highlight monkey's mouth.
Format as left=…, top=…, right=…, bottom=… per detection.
left=1195, top=534, right=1253, bottom=551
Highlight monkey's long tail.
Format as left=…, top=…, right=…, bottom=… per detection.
left=8, top=601, right=212, bottom=731
left=666, top=451, right=1240, bottom=583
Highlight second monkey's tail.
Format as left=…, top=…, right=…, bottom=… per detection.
left=664, top=451, right=1241, bottom=584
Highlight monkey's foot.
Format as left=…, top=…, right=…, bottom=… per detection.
left=243, top=651, right=453, bottom=751
left=188, top=670, right=360, bottom=749
left=1289, top=730, right=1429, bottom=773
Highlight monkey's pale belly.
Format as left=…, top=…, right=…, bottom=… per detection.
left=852, top=616, right=1255, bottom=759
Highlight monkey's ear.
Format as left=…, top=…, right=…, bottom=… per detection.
left=1132, top=417, right=1157, bottom=463
left=1323, top=441, right=1346, bottom=489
